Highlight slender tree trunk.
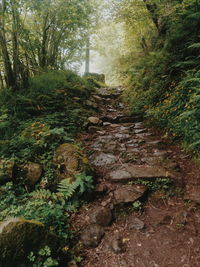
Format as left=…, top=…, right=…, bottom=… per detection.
left=85, top=36, right=90, bottom=74
left=40, top=14, right=50, bottom=68
left=0, top=0, right=15, bottom=89
left=143, top=0, right=159, bottom=32
left=0, top=70, right=5, bottom=89
left=0, top=31, right=15, bottom=89
left=11, top=0, right=19, bottom=90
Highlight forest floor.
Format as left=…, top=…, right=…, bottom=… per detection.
left=73, top=87, right=200, bottom=267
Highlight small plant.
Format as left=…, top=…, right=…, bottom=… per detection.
left=132, top=200, right=143, bottom=211
left=26, top=246, right=59, bottom=267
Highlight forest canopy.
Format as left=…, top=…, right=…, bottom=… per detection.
left=0, top=0, right=97, bottom=90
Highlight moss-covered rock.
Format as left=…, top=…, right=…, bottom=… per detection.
left=24, top=162, right=43, bottom=186
left=0, top=160, right=14, bottom=185
left=0, top=218, right=47, bottom=266
left=53, top=143, right=91, bottom=183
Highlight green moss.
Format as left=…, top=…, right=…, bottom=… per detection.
left=0, top=218, right=47, bottom=266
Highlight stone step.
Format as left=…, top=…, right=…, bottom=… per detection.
left=113, top=184, right=147, bottom=205
left=91, top=153, right=117, bottom=167
left=109, top=164, right=173, bottom=182
left=101, top=115, right=142, bottom=124
left=184, top=185, right=200, bottom=204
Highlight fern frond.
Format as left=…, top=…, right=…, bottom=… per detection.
left=31, top=189, right=52, bottom=200
left=57, top=179, right=76, bottom=200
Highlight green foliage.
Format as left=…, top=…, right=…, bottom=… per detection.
left=122, top=1, right=200, bottom=157
left=26, top=246, right=59, bottom=267
left=0, top=70, right=93, bottom=164
left=132, top=200, right=142, bottom=211
left=0, top=173, right=93, bottom=243
left=0, top=70, right=96, bottom=265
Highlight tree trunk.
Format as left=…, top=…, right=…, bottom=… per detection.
left=0, top=0, right=15, bottom=89
left=143, top=0, right=168, bottom=36
left=11, top=0, right=20, bottom=90
left=85, top=36, right=90, bottom=74
left=0, top=69, right=5, bottom=89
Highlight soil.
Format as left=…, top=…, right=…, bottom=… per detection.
left=72, top=87, right=200, bottom=267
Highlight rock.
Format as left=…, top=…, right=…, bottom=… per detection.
left=103, top=141, right=118, bottom=151
left=110, top=124, right=120, bottom=128
left=92, top=95, right=103, bottom=102
left=95, top=184, right=108, bottom=193
left=24, top=162, right=42, bottom=186
left=110, top=165, right=173, bottom=182
left=81, top=224, right=104, bottom=248
left=141, top=156, right=166, bottom=166
left=91, top=153, right=117, bottom=167
left=88, top=117, right=101, bottom=125
left=146, top=140, right=164, bottom=146
left=67, top=261, right=78, bottom=267
left=134, top=122, right=143, bottom=129
left=103, top=122, right=111, bottom=126
left=114, top=185, right=147, bottom=204
left=108, top=108, right=117, bottom=112
left=110, top=231, right=125, bottom=254
left=114, top=133, right=130, bottom=140
left=96, top=130, right=106, bottom=135
left=127, top=217, right=145, bottom=230
left=0, top=218, right=48, bottom=266
left=184, top=186, right=200, bottom=204
left=153, top=150, right=169, bottom=158
left=90, top=206, right=113, bottom=226
left=101, top=198, right=112, bottom=207
left=126, top=165, right=172, bottom=180
left=101, top=115, right=118, bottom=123
left=88, top=126, right=100, bottom=134
left=109, top=169, right=132, bottom=181
left=0, top=160, right=14, bottom=184
left=85, top=100, right=98, bottom=109
left=134, top=129, right=146, bottom=134
left=53, top=143, right=90, bottom=183
left=118, top=116, right=141, bottom=123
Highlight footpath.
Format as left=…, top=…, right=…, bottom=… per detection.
left=73, top=87, right=200, bottom=267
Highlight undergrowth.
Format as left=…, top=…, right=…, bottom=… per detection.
left=123, top=2, right=200, bottom=159
left=0, top=70, right=96, bottom=265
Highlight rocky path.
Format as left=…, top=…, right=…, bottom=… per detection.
left=73, top=87, right=200, bottom=267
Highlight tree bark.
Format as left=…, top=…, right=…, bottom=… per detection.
left=0, top=0, right=15, bottom=89
left=85, top=36, right=90, bottom=74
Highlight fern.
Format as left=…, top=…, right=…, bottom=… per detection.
left=57, top=179, right=76, bottom=200
left=31, top=189, right=57, bottom=200
left=73, top=173, right=94, bottom=193
left=188, top=42, right=200, bottom=49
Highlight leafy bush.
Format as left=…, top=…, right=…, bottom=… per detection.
left=124, top=2, right=200, bottom=157
left=0, top=70, right=96, bottom=265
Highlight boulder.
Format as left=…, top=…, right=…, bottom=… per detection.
left=81, top=224, right=104, bottom=248
left=53, top=143, right=90, bottom=183
left=0, top=160, right=14, bottom=185
left=88, top=117, right=102, bottom=125
left=90, top=206, right=113, bottom=226
left=0, top=218, right=47, bottom=266
left=24, top=162, right=42, bottom=186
